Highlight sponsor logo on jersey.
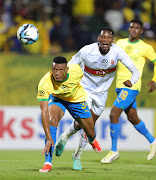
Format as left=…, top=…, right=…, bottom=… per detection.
left=61, top=84, right=69, bottom=91
left=125, top=45, right=132, bottom=54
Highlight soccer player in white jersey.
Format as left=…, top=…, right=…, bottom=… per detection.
left=55, top=27, right=140, bottom=170
left=101, top=19, right=156, bottom=164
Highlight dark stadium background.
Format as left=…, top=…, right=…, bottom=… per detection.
left=0, top=0, right=155, bottom=107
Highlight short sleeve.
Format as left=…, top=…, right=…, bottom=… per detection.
left=145, top=44, right=156, bottom=62
left=37, top=82, right=49, bottom=101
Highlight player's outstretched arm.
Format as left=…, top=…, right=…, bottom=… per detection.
left=147, top=81, right=156, bottom=93
left=40, top=101, right=54, bottom=155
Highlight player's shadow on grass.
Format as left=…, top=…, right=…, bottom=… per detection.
left=86, top=159, right=101, bottom=163
left=54, top=167, right=74, bottom=171
left=17, top=169, right=40, bottom=172
left=17, top=167, right=72, bottom=172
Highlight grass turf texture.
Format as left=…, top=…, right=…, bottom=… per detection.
left=0, top=52, right=156, bottom=107
left=0, top=150, right=156, bottom=180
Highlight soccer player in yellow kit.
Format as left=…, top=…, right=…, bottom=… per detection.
left=37, top=56, right=100, bottom=172
left=101, top=19, right=156, bottom=163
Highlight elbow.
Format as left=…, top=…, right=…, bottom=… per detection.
left=137, top=71, right=140, bottom=80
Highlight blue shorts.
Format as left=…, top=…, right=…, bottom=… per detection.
left=48, top=94, right=92, bottom=119
left=113, top=88, right=139, bottom=111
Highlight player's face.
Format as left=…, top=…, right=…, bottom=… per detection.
left=52, top=63, right=69, bottom=82
left=98, top=30, right=113, bottom=54
left=129, top=22, right=143, bottom=41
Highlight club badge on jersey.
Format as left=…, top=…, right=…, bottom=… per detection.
left=100, top=59, right=108, bottom=69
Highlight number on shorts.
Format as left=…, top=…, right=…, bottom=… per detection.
left=119, top=90, right=128, bottom=100
left=81, top=102, right=87, bottom=109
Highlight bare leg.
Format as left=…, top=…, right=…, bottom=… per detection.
left=76, top=116, right=95, bottom=140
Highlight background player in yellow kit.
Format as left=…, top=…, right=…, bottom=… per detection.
left=37, top=56, right=100, bottom=172
left=101, top=19, right=156, bottom=164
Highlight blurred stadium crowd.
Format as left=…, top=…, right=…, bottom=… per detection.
left=0, top=0, right=156, bottom=55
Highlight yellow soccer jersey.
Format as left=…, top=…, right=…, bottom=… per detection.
left=116, top=38, right=156, bottom=91
left=37, top=64, right=87, bottom=102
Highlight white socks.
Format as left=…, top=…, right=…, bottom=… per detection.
left=73, top=130, right=88, bottom=159
left=62, top=121, right=89, bottom=159
left=62, top=121, right=79, bottom=140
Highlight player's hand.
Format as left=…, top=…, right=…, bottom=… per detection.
left=147, top=81, right=156, bottom=93
left=41, top=138, right=54, bottom=155
left=123, top=80, right=132, bottom=87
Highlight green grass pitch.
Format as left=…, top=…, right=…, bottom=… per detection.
left=0, top=150, right=156, bottom=180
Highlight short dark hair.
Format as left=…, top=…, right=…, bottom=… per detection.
left=101, top=27, right=114, bottom=36
left=53, top=56, right=67, bottom=64
left=130, top=19, right=143, bottom=28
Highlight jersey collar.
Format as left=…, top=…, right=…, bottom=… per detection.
left=128, top=39, right=140, bottom=44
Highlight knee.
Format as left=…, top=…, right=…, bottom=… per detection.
left=109, top=108, right=120, bottom=123
left=49, top=114, right=59, bottom=126
left=109, top=109, right=116, bottom=121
